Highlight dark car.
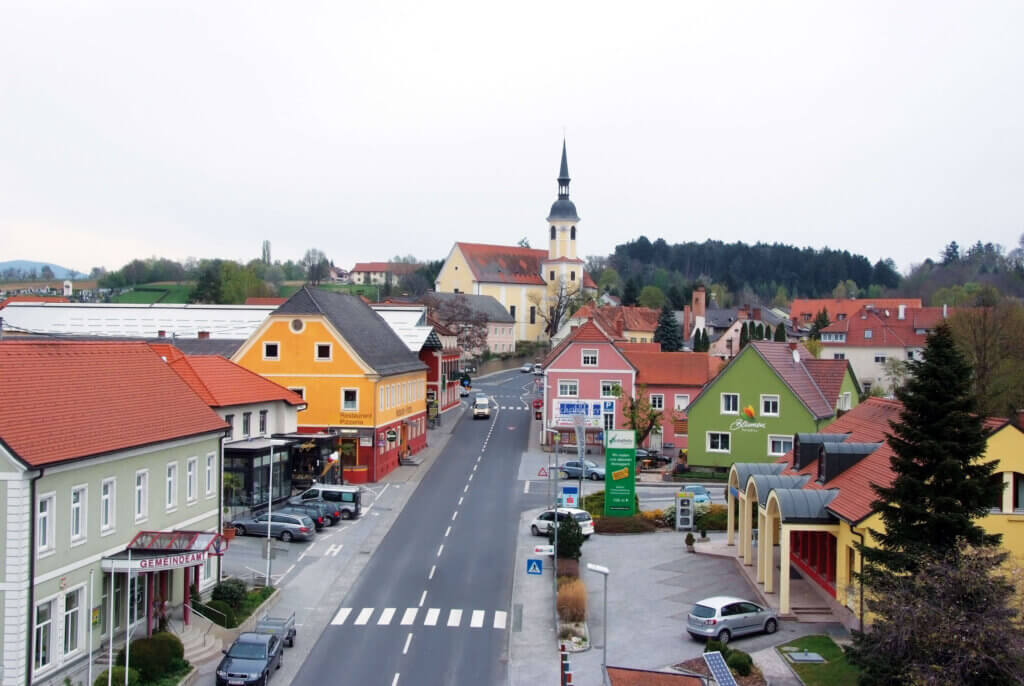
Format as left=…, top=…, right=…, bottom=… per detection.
left=273, top=505, right=326, bottom=530
left=216, top=632, right=283, bottom=686
left=635, top=448, right=671, bottom=467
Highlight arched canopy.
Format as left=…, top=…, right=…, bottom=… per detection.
left=729, top=462, right=785, bottom=491
left=766, top=488, right=838, bottom=524
left=751, top=474, right=809, bottom=505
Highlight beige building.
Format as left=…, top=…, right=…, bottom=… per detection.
left=434, top=142, right=597, bottom=342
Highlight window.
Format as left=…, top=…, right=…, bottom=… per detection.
left=205, top=454, right=215, bottom=496
left=70, top=486, right=86, bottom=543
left=838, top=392, right=852, bottom=411
left=135, top=471, right=148, bottom=521
left=100, top=478, right=115, bottom=533
left=530, top=306, right=536, bottom=324
left=582, top=349, right=598, bottom=366
left=674, top=394, right=690, bottom=411
left=862, top=381, right=872, bottom=393
left=342, top=388, right=359, bottom=411
left=604, top=412, right=615, bottom=431
left=761, top=394, right=780, bottom=417
left=290, top=318, right=304, bottom=333
left=242, top=412, right=251, bottom=437
left=649, top=394, right=664, bottom=410
left=186, top=457, right=197, bottom=502
left=224, top=414, right=234, bottom=439
left=571, top=225, right=576, bottom=240
left=34, top=600, right=53, bottom=670
left=263, top=342, right=280, bottom=360
left=864, top=329, right=873, bottom=339
left=833, top=353, right=845, bottom=360
left=510, top=305, right=516, bottom=320
left=837, top=313, right=847, bottom=320
left=550, top=225, right=556, bottom=240
left=550, top=270, right=555, bottom=281
left=288, top=387, right=304, bottom=401
left=907, top=350, right=915, bottom=360
left=874, top=355, right=887, bottom=364
left=316, top=343, right=332, bottom=361
left=379, top=387, right=385, bottom=409
left=570, top=271, right=575, bottom=281
left=601, top=380, right=618, bottom=398
left=37, top=494, right=55, bottom=553
left=707, top=432, right=731, bottom=453
left=63, top=588, right=81, bottom=655
left=720, top=393, right=739, bottom=414
left=768, top=435, right=794, bottom=456
left=166, top=463, right=178, bottom=510
left=558, top=380, right=579, bottom=397
left=259, top=410, right=268, bottom=434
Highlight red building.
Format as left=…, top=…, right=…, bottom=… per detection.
left=422, top=316, right=462, bottom=414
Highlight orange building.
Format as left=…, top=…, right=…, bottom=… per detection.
left=232, top=287, right=428, bottom=483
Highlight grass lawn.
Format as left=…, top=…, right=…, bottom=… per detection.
left=777, top=635, right=860, bottom=686
left=111, top=283, right=193, bottom=304
left=279, top=283, right=380, bottom=299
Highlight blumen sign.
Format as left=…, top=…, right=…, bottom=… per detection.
left=603, top=429, right=636, bottom=517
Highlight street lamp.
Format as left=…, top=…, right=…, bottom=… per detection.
left=587, top=563, right=610, bottom=685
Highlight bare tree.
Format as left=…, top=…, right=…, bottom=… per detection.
left=424, top=294, right=489, bottom=358
left=301, top=248, right=330, bottom=286
left=528, top=283, right=590, bottom=338
left=949, top=301, right=1024, bottom=417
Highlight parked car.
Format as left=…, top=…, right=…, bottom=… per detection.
left=684, top=484, right=712, bottom=505
left=686, top=596, right=778, bottom=645
left=273, top=504, right=326, bottom=530
left=635, top=448, right=671, bottom=467
left=520, top=363, right=533, bottom=373
left=559, top=459, right=605, bottom=481
left=230, top=512, right=315, bottom=542
left=215, top=631, right=283, bottom=686
left=529, top=508, right=594, bottom=538
left=255, top=611, right=296, bottom=648
left=290, top=484, right=361, bottom=519
left=532, top=363, right=543, bottom=375
left=461, top=363, right=477, bottom=374
left=473, top=395, right=491, bottom=419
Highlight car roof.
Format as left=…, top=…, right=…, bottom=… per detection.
left=237, top=632, right=273, bottom=644
left=543, top=507, right=589, bottom=515
left=694, top=596, right=751, bottom=609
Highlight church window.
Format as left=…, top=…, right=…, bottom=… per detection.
left=510, top=305, right=516, bottom=320
left=549, top=271, right=555, bottom=281
left=530, top=306, right=536, bottom=324
left=550, top=226, right=556, bottom=240
left=571, top=226, right=576, bottom=240
left=570, top=271, right=576, bottom=281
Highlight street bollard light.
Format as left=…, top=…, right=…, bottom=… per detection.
left=587, top=563, right=610, bottom=685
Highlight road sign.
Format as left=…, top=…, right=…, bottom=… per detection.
left=559, top=485, right=579, bottom=508
left=527, top=558, right=543, bottom=575
left=537, top=466, right=548, bottom=478
left=533, top=545, right=554, bottom=556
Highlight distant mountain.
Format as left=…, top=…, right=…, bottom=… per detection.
left=0, top=260, right=85, bottom=280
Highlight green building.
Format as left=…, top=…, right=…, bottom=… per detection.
left=686, top=341, right=860, bottom=469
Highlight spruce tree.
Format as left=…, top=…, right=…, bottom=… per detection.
left=622, top=279, right=639, bottom=306
left=703, top=328, right=711, bottom=351
left=810, top=307, right=830, bottom=339
left=739, top=321, right=749, bottom=349
left=654, top=304, right=682, bottom=352
left=755, top=322, right=764, bottom=340
left=773, top=323, right=786, bottom=341
left=763, top=323, right=772, bottom=340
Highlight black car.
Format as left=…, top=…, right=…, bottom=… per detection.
left=275, top=505, right=326, bottom=530
left=216, top=632, right=283, bottom=686
left=635, top=448, right=671, bottom=467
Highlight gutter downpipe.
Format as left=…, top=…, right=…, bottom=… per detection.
left=26, top=468, right=43, bottom=685
left=853, top=528, right=866, bottom=633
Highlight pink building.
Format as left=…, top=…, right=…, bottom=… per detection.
left=539, top=320, right=635, bottom=449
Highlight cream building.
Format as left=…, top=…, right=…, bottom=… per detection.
left=434, top=142, right=597, bottom=342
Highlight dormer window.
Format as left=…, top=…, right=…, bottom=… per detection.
left=864, top=329, right=873, bottom=339
left=582, top=349, right=598, bottom=366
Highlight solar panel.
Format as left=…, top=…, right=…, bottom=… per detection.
left=703, top=650, right=738, bottom=686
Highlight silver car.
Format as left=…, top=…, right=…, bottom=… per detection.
left=231, top=512, right=315, bottom=542
left=686, top=596, right=778, bottom=645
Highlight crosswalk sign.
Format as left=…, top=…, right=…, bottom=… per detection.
left=537, top=467, right=548, bottom=478
left=526, top=558, right=543, bottom=575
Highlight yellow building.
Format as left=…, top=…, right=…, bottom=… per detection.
left=232, top=286, right=428, bottom=483
left=725, top=398, right=1024, bottom=629
left=434, top=141, right=597, bottom=342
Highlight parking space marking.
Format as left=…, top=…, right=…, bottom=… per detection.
left=326, top=543, right=344, bottom=557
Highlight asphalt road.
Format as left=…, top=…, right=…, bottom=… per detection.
left=293, top=370, right=536, bottom=686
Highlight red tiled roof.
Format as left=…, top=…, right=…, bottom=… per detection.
left=569, top=304, right=659, bottom=338
left=821, top=306, right=954, bottom=348
left=351, top=262, right=421, bottom=275
left=608, top=666, right=704, bottom=686
left=790, top=298, right=922, bottom=325
left=583, top=272, right=597, bottom=289
left=750, top=341, right=835, bottom=418
left=616, top=342, right=662, bottom=352
left=0, top=341, right=227, bottom=467
left=245, top=297, right=287, bottom=306
left=804, top=358, right=855, bottom=406
left=541, top=320, right=617, bottom=367
left=455, top=242, right=597, bottom=289
left=162, top=351, right=306, bottom=408
left=623, top=350, right=726, bottom=386
left=0, top=295, right=70, bottom=309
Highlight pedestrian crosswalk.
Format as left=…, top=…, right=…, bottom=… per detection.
left=499, top=406, right=529, bottom=411
left=330, top=606, right=508, bottom=631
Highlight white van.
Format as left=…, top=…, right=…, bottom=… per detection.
left=473, top=395, right=491, bottom=419
left=291, top=484, right=361, bottom=519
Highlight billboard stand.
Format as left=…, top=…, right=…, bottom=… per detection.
left=603, top=430, right=637, bottom=517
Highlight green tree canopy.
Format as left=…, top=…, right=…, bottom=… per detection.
left=637, top=285, right=667, bottom=310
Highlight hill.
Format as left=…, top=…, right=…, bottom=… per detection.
left=0, top=260, right=84, bottom=280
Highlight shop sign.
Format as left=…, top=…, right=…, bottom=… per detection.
left=729, top=418, right=766, bottom=432
left=385, top=429, right=398, bottom=442
left=340, top=411, right=373, bottom=424
left=359, top=435, right=373, bottom=447
left=103, top=550, right=207, bottom=572
left=554, top=400, right=604, bottom=428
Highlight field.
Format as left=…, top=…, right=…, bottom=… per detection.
left=111, top=283, right=193, bottom=304
left=279, top=282, right=382, bottom=299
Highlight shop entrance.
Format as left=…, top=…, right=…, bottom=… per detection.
left=340, top=438, right=358, bottom=467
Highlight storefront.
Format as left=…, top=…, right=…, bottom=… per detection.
left=276, top=432, right=342, bottom=489
left=223, top=437, right=295, bottom=518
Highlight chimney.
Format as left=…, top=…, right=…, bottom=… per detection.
left=198, top=331, right=210, bottom=339
left=898, top=304, right=906, bottom=320
left=692, top=286, right=706, bottom=319
left=753, top=307, right=762, bottom=322
left=158, top=330, right=166, bottom=338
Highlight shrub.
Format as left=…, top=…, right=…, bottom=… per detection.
left=556, top=578, right=587, bottom=622
left=594, top=516, right=657, bottom=534
left=557, top=559, right=579, bottom=578
left=119, top=637, right=173, bottom=682
left=548, top=515, right=585, bottom=561
left=582, top=490, right=641, bottom=518
left=726, top=649, right=753, bottom=676
left=206, top=599, right=237, bottom=627
left=695, top=503, right=728, bottom=532
left=211, top=578, right=248, bottom=610
left=559, top=625, right=582, bottom=640
left=151, top=631, right=184, bottom=661
left=639, top=509, right=663, bottom=525
left=94, top=667, right=139, bottom=686
left=661, top=507, right=676, bottom=528
left=706, top=639, right=730, bottom=657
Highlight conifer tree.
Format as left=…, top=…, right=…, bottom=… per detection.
left=763, top=323, right=772, bottom=340
left=773, top=323, right=787, bottom=341
left=739, top=321, right=749, bottom=349
left=622, top=278, right=639, bottom=306
left=653, top=304, right=682, bottom=351
left=755, top=322, right=764, bottom=340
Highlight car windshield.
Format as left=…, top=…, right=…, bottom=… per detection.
left=584, top=461, right=597, bottom=468
left=691, top=605, right=716, bottom=619
left=690, top=486, right=708, bottom=495
left=228, top=641, right=266, bottom=660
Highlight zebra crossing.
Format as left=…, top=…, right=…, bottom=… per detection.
left=330, top=606, right=508, bottom=630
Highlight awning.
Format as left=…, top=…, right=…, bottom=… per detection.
left=101, top=530, right=228, bottom=572
left=224, top=437, right=294, bottom=453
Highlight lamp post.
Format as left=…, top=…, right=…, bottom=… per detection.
left=265, top=446, right=274, bottom=588
left=587, top=563, right=610, bottom=686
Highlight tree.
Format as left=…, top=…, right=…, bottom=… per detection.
left=803, top=338, right=822, bottom=358
left=667, top=284, right=686, bottom=309
left=763, top=324, right=772, bottom=340
left=738, top=322, right=749, bottom=350
left=398, top=271, right=431, bottom=296
left=882, top=358, right=909, bottom=395
left=40, top=265, right=55, bottom=280
left=622, top=278, right=639, bottom=306
left=301, top=249, right=330, bottom=286
left=942, top=240, right=961, bottom=265
left=637, top=285, right=666, bottom=310
left=949, top=300, right=1024, bottom=417
left=754, top=323, right=764, bottom=340
left=548, top=512, right=585, bottom=561
left=774, top=323, right=787, bottom=341
left=517, top=237, right=531, bottom=248
left=425, top=294, right=489, bottom=358
left=809, top=308, right=830, bottom=339
left=190, top=259, right=224, bottom=303
left=598, top=268, right=621, bottom=295
left=529, top=284, right=588, bottom=338
left=771, top=284, right=789, bottom=308
left=654, top=305, right=682, bottom=352
left=261, top=240, right=271, bottom=265
left=614, top=383, right=678, bottom=447
left=701, top=328, right=710, bottom=352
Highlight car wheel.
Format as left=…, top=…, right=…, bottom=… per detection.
left=531, top=525, right=541, bottom=536
left=280, top=530, right=293, bottom=542
left=716, top=629, right=731, bottom=645
left=559, top=470, right=569, bottom=479
left=288, top=636, right=295, bottom=647
left=589, top=473, right=601, bottom=481
left=764, top=618, right=778, bottom=634
left=234, top=525, right=246, bottom=536
left=341, top=511, right=353, bottom=520
left=584, top=534, right=591, bottom=540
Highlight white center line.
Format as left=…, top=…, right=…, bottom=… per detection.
left=354, top=608, right=374, bottom=625
left=437, top=544, right=444, bottom=557
left=472, top=464, right=477, bottom=472
left=468, top=474, right=473, bottom=481
left=401, top=608, right=418, bottom=625
left=392, top=674, right=400, bottom=686
left=403, top=632, right=413, bottom=655
left=464, top=484, right=469, bottom=493
left=451, top=511, right=458, bottom=521
left=444, top=526, right=451, bottom=537
left=428, top=565, right=436, bottom=580
left=523, top=481, right=530, bottom=494
left=419, top=590, right=428, bottom=607
left=458, top=496, right=464, bottom=505
left=378, top=608, right=396, bottom=625
left=424, top=608, right=440, bottom=626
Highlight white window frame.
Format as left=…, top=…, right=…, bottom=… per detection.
left=206, top=453, right=216, bottom=497
left=558, top=379, right=579, bottom=398
left=33, top=597, right=54, bottom=672
left=186, top=457, right=198, bottom=503
left=874, top=355, right=887, bottom=364
left=342, top=387, right=359, bottom=412
left=70, top=485, right=87, bottom=546
left=379, top=387, right=385, bottom=409
left=63, top=585, right=84, bottom=657
left=760, top=394, right=780, bottom=417
left=314, top=341, right=333, bottom=362
left=262, top=341, right=280, bottom=361
left=674, top=394, right=690, bottom=411
left=600, top=380, right=618, bottom=398
left=768, top=434, right=794, bottom=457
left=166, top=462, right=178, bottom=512
left=707, top=432, right=731, bottom=453
left=287, top=387, right=305, bottom=402
left=259, top=409, right=268, bottom=434
left=135, top=469, right=149, bottom=522
left=833, top=353, right=846, bottom=360
left=242, top=412, right=251, bottom=437
left=581, top=349, right=598, bottom=367
left=100, top=478, right=116, bottom=535
left=838, top=392, right=852, bottom=411
left=37, top=492, right=56, bottom=557
left=720, top=393, right=739, bottom=415
left=649, top=394, right=664, bottom=410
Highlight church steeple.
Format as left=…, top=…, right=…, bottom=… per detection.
left=546, top=140, right=580, bottom=263
left=557, top=139, right=571, bottom=198
left=546, top=139, right=580, bottom=224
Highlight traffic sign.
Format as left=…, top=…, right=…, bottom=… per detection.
left=527, top=558, right=543, bottom=575
left=537, top=467, right=548, bottom=478
left=533, top=545, right=554, bottom=556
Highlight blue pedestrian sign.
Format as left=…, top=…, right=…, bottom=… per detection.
left=526, top=558, right=543, bottom=575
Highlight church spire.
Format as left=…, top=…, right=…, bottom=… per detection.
left=547, top=139, right=579, bottom=223
left=558, top=138, right=570, bottom=197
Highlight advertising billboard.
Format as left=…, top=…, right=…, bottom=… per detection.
left=603, top=429, right=636, bottom=517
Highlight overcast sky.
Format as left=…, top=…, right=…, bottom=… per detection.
left=2, top=1, right=1022, bottom=276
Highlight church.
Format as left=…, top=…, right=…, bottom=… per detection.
left=434, top=141, right=598, bottom=342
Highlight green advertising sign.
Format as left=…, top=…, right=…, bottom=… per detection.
left=603, top=430, right=636, bottom=517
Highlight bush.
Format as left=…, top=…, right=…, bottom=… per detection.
left=594, top=516, right=657, bottom=534
left=206, top=599, right=237, bottom=627
left=116, top=636, right=173, bottom=682
left=726, top=649, right=753, bottom=676
left=549, top=515, right=585, bottom=560
left=582, top=490, right=641, bottom=518
left=556, top=578, right=587, bottom=622
left=211, top=578, right=248, bottom=610
left=706, top=639, right=730, bottom=657
left=95, top=667, right=139, bottom=686
left=695, top=503, right=728, bottom=532
left=151, top=631, right=184, bottom=661
left=661, top=507, right=676, bottom=528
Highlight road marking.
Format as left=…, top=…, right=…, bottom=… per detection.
left=355, top=608, right=374, bottom=625
left=419, top=590, right=428, bottom=607
left=444, top=526, right=451, bottom=537
left=472, top=464, right=477, bottom=472
left=447, top=609, right=463, bottom=627
left=477, top=456, right=482, bottom=462
left=458, top=496, right=463, bottom=505
left=378, top=608, right=396, bottom=625
left=523, top=481, right=530, bottom=494
left=326, top=543, right=343, bottom=557
left=437, top=544, right=444, bottom=557
left=330, top=607, right=352, bottom=625
left=424, top=608, right=440, bottom=626
left=429, top=565, right=436, bottom=579
left=494, top=610, right=508, bottom=629
left=401, top=608, right=418, bottom=625
left=392, top=674, right=400, bottom=686
left=452, top=511, right=459, bottom=521
left=468, top=474, right=473, bottom=481
left=298, top=543, right=315, bottom=560
left=403, top=632, right=413, bottom=654
left=464, top=484, right=469, bottom=493
left=470, top=610, right=485, bottom=628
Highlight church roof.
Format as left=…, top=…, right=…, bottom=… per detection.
left=455, top=242, right=596, bottom=289
left=547, top=198, right=580, bottom=222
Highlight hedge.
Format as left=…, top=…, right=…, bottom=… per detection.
left=594, top=516, right=657, bottom=534
left=95, top=666, right=139, bottom=686
left=695, top=504, right=728, bottom=531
